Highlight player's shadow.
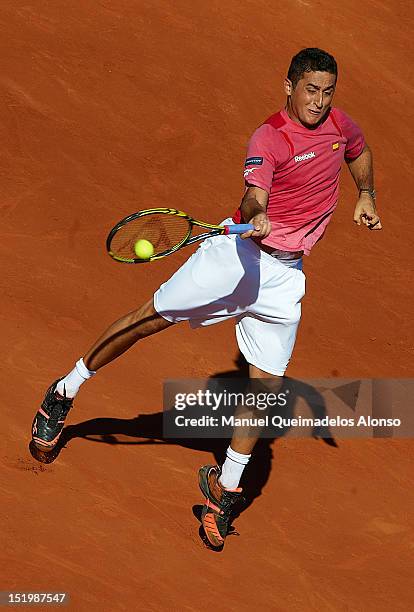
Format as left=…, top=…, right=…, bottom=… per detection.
left=29, top=353, right=335, bottom=549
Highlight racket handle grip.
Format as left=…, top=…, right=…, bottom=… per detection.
left=224, top=223, right=255, bottom=235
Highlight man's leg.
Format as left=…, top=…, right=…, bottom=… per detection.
left=199, top=365, right=283, bottom=548
left=220, top=364, right=282, bottom=481
left=32, top=298, right=174, bottom=451
left=197, top=254, right=303, bottom=547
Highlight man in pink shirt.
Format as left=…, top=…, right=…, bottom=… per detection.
left=234, top=100, right=371, bottom=254
left=32, top=48, right=381, bottom=549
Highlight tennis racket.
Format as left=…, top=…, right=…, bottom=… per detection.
left=106, top=208, right=254, bottom=263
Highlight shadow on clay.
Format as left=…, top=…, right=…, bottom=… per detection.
left=29, top=353, right=337, bottom=550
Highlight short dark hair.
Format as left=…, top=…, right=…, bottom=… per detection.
left=287, top=48, right=337, bottom=88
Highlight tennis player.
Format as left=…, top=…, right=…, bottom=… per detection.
left=31, top=48, right=381, bottom=549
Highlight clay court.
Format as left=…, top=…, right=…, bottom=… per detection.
left=1, top=1, right=414, bottom=610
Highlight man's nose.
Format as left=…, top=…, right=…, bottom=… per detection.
left=315, top=93, right=323, bottom=108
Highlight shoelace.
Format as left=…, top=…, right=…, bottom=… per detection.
left=48, top=393, right=72, bottom=426
left=220, top=491, right=243, bottom=520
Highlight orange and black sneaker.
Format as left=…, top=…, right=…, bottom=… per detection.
left=31, top=379, right=73, bottom=452
left=198, top=465, right=243, bottom=548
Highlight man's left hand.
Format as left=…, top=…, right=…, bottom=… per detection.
left=353, top=195, right=382, bottom=230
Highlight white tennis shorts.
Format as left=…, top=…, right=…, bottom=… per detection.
left=153, top=219, right=306, bottom=375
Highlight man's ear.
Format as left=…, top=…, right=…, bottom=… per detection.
left=284, top=78, right=293, bottom=96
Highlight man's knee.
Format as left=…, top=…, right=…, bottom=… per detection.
left=128, top=297, right=175, bottom=337
left=248, top=364, right=283, bottom=392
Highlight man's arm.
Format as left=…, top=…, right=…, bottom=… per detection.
left=239, top=185, right=271, bottom=239
left=347, top=144, right=382, bottom=230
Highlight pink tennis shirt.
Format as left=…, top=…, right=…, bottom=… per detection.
left=233, top=107, right=365, bottom=255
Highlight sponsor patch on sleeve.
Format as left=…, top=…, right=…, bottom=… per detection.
left=332, top=142, right=340, bottom=151
left=244, top=156, right=263, bottom=167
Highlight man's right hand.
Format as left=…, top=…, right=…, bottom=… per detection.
left=241, top=212, right=272, bottom=239
left=239, top=185, right=271, bottom=239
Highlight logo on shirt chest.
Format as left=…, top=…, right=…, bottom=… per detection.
left=294, top=151, right=316, bottom=162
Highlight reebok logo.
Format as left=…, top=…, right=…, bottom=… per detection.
left=243, top=167, right=256, bottom=178
left=294, top=151, right=316, bottom=162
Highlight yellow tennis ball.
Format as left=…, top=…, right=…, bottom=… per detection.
left=134, top=239, right=154, bottom=259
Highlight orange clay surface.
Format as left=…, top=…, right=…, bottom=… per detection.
left=1, top=1, right=414, bottom=610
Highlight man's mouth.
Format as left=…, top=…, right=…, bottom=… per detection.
left=308, top=109, right=321, bottom=116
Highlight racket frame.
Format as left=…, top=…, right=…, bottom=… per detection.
left=106, top=207, right=252, bottom=263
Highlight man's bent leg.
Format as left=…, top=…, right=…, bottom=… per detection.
left=31, top=297, right=173, bottom=451
left=33, top=231, right=251, bottom=453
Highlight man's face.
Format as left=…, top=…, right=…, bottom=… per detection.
left=284, top=71, right=336, bottom=128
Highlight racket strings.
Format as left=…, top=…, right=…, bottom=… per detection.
left=110, top=214, right=190, bottom=258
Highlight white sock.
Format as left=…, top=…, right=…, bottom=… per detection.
left=55, top=358, right=96, bottom=399
left=219, top=446, right=251, bottom=490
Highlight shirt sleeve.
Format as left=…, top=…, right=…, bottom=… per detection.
left=337, top=110, right=366, bottom=161
left=243, top=124, right=279, bottom=193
